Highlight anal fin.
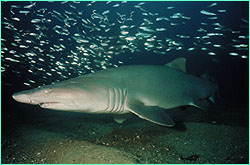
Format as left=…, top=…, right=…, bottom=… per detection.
left=128, top=101, right=175, bottom=127
left=192, top=99, right=213, bottom=110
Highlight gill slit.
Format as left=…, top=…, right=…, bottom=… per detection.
left=106, top=88, right=127, bottom=113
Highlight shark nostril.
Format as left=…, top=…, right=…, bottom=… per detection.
left=44, top=88, right=52, bottom=94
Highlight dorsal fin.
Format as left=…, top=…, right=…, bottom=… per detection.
left=165, top=57, right=186, bottom=73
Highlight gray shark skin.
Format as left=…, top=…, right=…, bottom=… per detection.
left=12, top=58, right=219, bottom=127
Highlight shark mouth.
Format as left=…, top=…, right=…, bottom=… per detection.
left=39, top=102, right=61, bottom=108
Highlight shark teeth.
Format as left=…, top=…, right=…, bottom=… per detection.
left=39, top=102, right=60, bottom=108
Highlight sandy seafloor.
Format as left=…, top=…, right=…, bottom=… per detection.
left=2, top=102, right=248, bottom=164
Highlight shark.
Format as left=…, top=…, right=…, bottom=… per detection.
left=12, top=58, right=219, bottom=127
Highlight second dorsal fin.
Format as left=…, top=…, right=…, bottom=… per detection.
left=165, top=57, right=186, bottom=73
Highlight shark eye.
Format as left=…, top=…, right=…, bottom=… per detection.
left=44, top=89, right=52, bottom=94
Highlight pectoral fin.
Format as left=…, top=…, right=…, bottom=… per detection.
left=112, top=113, right=131, bottom=124
left=127, top=101, right=175, bottom=127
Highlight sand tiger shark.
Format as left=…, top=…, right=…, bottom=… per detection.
left=12, top=58, right=219, bottom=127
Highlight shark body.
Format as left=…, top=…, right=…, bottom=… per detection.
left=12, top=58, right=219, bottom=127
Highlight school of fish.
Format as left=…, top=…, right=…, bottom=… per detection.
left=1, top=1, right=248, bottom=88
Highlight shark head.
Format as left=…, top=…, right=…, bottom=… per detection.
left=12, top=84, right=94, bottom=111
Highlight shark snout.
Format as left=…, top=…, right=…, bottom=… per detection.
left=12, top=92, right=33, bottom=104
